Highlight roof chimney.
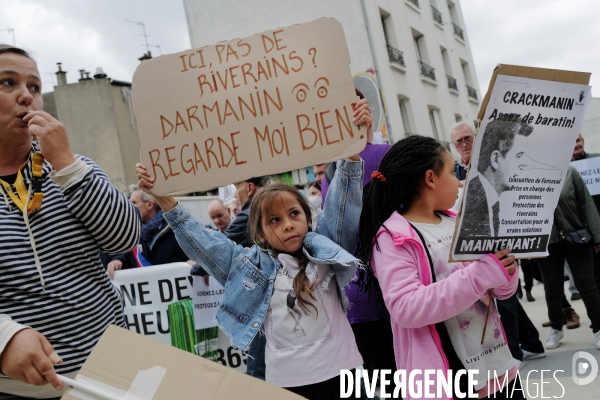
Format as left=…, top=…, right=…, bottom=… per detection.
left=138, top=50, right=152, bottom=62
left=93, top=67, right=108, bottom=79
left=78, top=69, right=86, bottom=81
left=55, top=63, right=67, bottom=86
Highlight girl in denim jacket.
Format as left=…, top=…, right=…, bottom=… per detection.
left=357, top=136, right=523, bottom=399
left=137, top=156, right=368, bottom=399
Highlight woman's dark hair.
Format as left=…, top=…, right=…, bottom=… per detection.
left=0, top=44, right=35, bottom=63
left=248, top=183, right=318, bottom=315
left=309, top=180, right=321, bottom=192
left=356, top=135, right=447, bottom=297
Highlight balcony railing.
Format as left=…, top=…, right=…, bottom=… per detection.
left=406, top=0, right=419, bottom=8
left=418, top=60, right=436, bottom=81
left=467, top=85, right=478, bottom=100
left=387, top=45, right=405, bottom=67
left=447, top=75, right=458, bottom=91
left=453, top=23, right=465, bottom=40
left=431, top=6, right=443, bottom=24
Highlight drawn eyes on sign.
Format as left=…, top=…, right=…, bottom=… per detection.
left=314, top=77, right=329, bottom=99
left=292, top=83, right=309, bottom=103
left=292, top=78, right=329, bottom=102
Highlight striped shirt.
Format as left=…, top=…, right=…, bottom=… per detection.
left=0, top=145, right=140, bottom=395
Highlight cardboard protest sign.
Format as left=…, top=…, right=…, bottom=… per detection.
left=571, top=157, right=600, bottom=196
left=62, top=326, right=303, bottom=400
left=451, top=65, right=591, bottom=261
left=192, top=275, right=224, bottom=330
left=132, top=18, right=365, bottom=196
left=112, top=264, right=246, bottom=372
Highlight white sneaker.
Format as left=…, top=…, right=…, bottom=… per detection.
left=522, top=349, right=546, bottom=360
left=594, top=330, right=600, bottom=350
left=513, top=358, right=523, bottom=369
left=546, top=329, right=564, bottom=349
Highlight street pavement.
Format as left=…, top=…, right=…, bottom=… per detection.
left=518, top=277, right=600, bottom=399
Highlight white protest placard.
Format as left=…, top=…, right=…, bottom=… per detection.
left=112, top=264, right=247, bottom=372
left=192, top=276, right=225, bottom=330
left=113, top=263, right=192, bottom=341
left=132, top=18, right=365, bottom=196
left=571, top=157, right=600, bottom=196
left=452, top=67, right=591, bottom=261
left=218, top=184, right=237, bottom=203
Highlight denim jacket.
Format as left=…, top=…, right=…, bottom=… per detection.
left=163, top=159, right=363, bottom=350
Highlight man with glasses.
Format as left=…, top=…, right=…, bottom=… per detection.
left=572, top=133, right=599, bottom=162
left=450, top=122, right=475, bottom=181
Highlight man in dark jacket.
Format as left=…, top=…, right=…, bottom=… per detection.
left=224, top=176, right=268, bottom=247
left=572, top=133, right=600, bottom=210
left=539, top=166, right=600, bottom=349
left=572, top=133, right=600, bottom=162
left=106, top=187, right=189, bottom=278
left=571, top=133, right=600, bottom=293
left=222, top=176, right=268, bottom=379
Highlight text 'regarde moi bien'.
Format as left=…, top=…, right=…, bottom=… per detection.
left=132, top=18, right=365, bottom=195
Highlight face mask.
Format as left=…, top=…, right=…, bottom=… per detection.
left=309, top=195, right=322, bottom=210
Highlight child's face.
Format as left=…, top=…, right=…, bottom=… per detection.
left=435, top=151, right=460, bottom=210
left=260, top=192, right=309, bottom=253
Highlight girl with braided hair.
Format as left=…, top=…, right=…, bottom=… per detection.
left=357, top=135, right=525, bottom=399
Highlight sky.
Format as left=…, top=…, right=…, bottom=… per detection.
left=1, top=0, right=599, bottom=97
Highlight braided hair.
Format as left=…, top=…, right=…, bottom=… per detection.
left=356, top=135, right=447, bottom=298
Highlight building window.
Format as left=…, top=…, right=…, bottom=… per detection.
left=431, top=107, right=450, bottom=150
left=461, top=59, right=478, bottom=100
left=399, top=98, right=413, bottom=136
left=431, top=5, right=443, bottom=24
left=447, top=1, right=465, bottom=41
left=452, top=23, right=464, bottom=40
left=413, top=31, right=435, bottom=81
left=381, top=14, right=390, bottom=45
left=381, top=11, right=405, bottom=67
left=441, top=47, right=457, bottom=91
left=429, top=108, right=441, bottom=140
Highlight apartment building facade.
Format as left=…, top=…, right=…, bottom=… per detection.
left=183, top=0, right=481, bottom=156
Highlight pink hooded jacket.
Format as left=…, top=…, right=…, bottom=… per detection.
left=372, top=211, right=519, bottom=400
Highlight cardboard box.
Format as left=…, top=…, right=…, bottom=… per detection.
left=61, top=326, right=304, bottom=400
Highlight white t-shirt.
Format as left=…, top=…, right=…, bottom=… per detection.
left=412, top=214, right=515, bottom=391
left=262, top=253, right=363, bottom=387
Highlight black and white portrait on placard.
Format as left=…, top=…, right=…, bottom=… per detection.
left=451, top=73, right=591, bottom=261
left=458, top=120, right=556, bottom=238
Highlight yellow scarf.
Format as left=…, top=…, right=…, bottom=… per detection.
left=0, top=152, right=44, bottom=214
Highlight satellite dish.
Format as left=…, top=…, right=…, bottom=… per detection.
left=353, top=73, right=384, bottom=132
